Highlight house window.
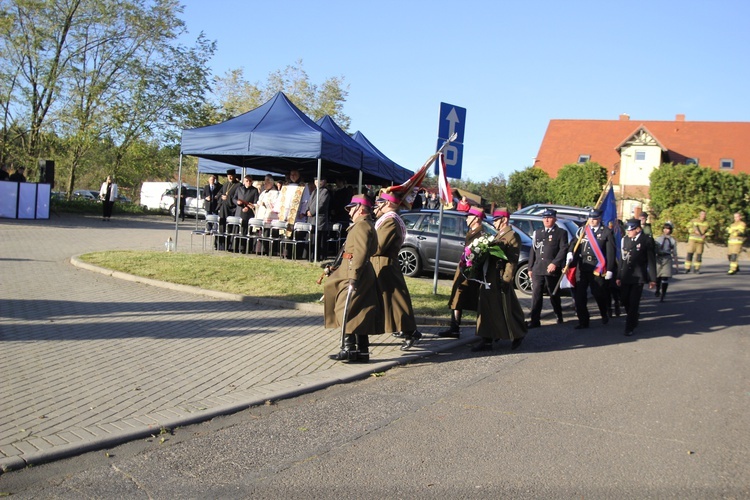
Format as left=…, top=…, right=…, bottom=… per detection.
left=577, top=154, right=590, bottom=163
left=685, top=158, right=699, bottom=165
left=635, top=151, right=646, bottom=161
left=720, top=159, right=734, bottom=170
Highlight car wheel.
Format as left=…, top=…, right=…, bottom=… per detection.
left=398, top=247, right=421, bottom=277
left=515, top=262, right=531, bottom=295
left=169, top=204, right=176, bottom=217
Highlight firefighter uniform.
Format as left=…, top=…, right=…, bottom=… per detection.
left=685, top=213, right=710, bottom=273
left=727, top=215, right=746, bottom=275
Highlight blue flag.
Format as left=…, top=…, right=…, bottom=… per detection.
left=600, top=186, right=621, bottom=259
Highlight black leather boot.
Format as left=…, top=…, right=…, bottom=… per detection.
left=660, top=283, right=668, bottom=302
left=438, top=311, right=461, bottom=338
left=401, top=330, right=422, bottom=350
left=329, top=334, right=359, bottom=361
left=353, top=334, right=370, bottom=362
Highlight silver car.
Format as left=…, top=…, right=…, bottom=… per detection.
left=397, top=209, right=533, bottom=295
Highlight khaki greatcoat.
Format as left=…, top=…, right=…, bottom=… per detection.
left=476, top=226, right=528, bottom=341
left=324, top=216, right=383, bottom=335
left=447, top=225, right=484, bottom=311
left=371, top=215, right=417, bottom=334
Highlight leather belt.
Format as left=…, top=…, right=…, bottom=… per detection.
left=343, top=252, right=354, bottom=259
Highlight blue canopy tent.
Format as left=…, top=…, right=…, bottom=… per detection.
left=178, top=92, right=392, bottom=257
left=352, top=131, right=412, bottom=184
left=197, top=158, right=281, bottom=177
left=316, top=115, right=396, bottom=184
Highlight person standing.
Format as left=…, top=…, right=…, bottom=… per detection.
left=617, top=218, right=657, bottom=336
left=0, top=163, right=9, bottom=181
left=306, top=176, right=331, bottom=260
left=99, top=175, right=118, bottom=221
left=639, top=211, right=653, bottom=239
left=203, top=174, right=222, bottom=215
left=277, top=169, right=311, bottom=224
left=255, top=175, right=279, bottom=221
left=233, top=174, right=259, bottom=234
left=426, top=192, right=440, bottom=209
left=437, top=206, right=486, bottom=338
left=217, top=169, right=240, bottom=244
left=685, top=210, right=710, bottom=273
left=9, top=165, right=26, bottom=182
left=527, top=208, right=568, bottom=328
left=372, top=191, right=421, bottom=350
left=324, top=194, right=383, bottom=363
left=570, top=208, right=616, bottom=329
left=474, top=208, right=528, bottom=351
left=726, top=212, right=746, bottom=275
left=654, top=221, right=678, bottom=301
left=329, top=178, right=353, bottom=225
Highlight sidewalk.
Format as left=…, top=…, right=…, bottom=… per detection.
left=1, top=214, right=536, bottom=472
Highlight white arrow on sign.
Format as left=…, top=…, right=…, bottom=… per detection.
left=446, top=107, right=460, bottom=140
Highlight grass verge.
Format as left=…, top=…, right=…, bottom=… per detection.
left=79, top=251, right=462, bottom=318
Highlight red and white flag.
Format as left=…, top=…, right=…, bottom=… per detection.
left=385, top=133, right=457, bottom=209
left=437, top=152, right=453, bottom=206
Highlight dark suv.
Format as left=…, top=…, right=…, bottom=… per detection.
left=397, top=209, right=533, bottom=295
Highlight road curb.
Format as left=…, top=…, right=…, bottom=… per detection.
left=69, top=255, right=463, bottom=325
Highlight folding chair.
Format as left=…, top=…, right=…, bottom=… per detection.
left=191, top=214, right=220, bottom=252
left=218, top=216, right=243, bottom=252
left=256, top=220, right=288, bottom=257
left=280, top=222, right=312, bottom=260
left=326, top=222, right=344, bottom=257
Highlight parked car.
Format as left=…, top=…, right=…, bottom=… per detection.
left=116, top=194, right=132, bottom=204
left=514, top=203, right=591, bottom=219
left=72, top=189, right=98, bottom=202
left=160, top=186, right=205, bottom=219
left=397, top=209, right=533, bottom=295
left=510, top=213, right=583, bottom=243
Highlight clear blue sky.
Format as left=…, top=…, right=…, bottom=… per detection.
left=179, top=0, right=749, bottom=182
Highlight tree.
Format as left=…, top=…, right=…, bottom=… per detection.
left=0, top=0, right=215, bottom=195
left=548, top=162, right=608, bottom=207
left=507, top=167, right=551, bottom=209
left=210, top=59, right=351, bottom=129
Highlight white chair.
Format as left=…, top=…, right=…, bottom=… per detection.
left=280, top=222, right=312, bottom=260
left=256, top=220, right=288, bottom=257
left=219, top=216, right=243, bottom=252
left=326, top=222, right=344, bottom=257
left=191, top=214, right=220, bottom=252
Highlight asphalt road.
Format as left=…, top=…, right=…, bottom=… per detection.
left=2, top=256, right=748, bottom=498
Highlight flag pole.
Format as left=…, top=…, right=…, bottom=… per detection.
left=553, top=174, right=615, bottom=295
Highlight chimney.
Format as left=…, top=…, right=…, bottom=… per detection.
left=619, top=113, right=630, bottom=121
left=676, top=114, right=685, bottom=122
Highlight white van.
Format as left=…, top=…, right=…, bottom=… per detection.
left=139, top=182, right=178, bottom=211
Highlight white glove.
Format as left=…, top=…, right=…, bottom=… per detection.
left=566, top=252, right=573, bottom=265
left=604, top=271, right=613, bottom=280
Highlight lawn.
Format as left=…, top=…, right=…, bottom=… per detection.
left=79, top=251, right=461, bottom=318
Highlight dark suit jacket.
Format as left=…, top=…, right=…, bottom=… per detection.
left=618, top=233, right=657, bottom=284
left=307, top=186, right=331, bottom=230
left=573, top=224, right=616, bottom=274
left=529, top=225, right=568, bottom=276
left=203, top=182, right=222, bottom=214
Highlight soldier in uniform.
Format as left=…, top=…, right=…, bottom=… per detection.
left=654, top=221, right=678, bottom=301
left=726, top=212, right=746, bottom=275
left=527, top=208, right=568, bottom=328
left=437, top=206, right=486, bottom=338
left=685, top=210, right=710, bottom=273
left=616, top=218, right=657, bottom=336
left=570, top=208, right=616, bottom=329
left=371, top=191, right=421, bottom=350
left=324, top=194, right=383, bottom=363
left=474, top=208, right=528, bottom=351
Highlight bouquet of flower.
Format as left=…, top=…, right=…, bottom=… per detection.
left=461, top=234, right=507, bottom=281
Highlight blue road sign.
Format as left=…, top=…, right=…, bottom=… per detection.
left=435, top=102, right=466, bottom=178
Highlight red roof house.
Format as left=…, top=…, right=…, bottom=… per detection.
left=534, top=114, right=750, bottom=216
